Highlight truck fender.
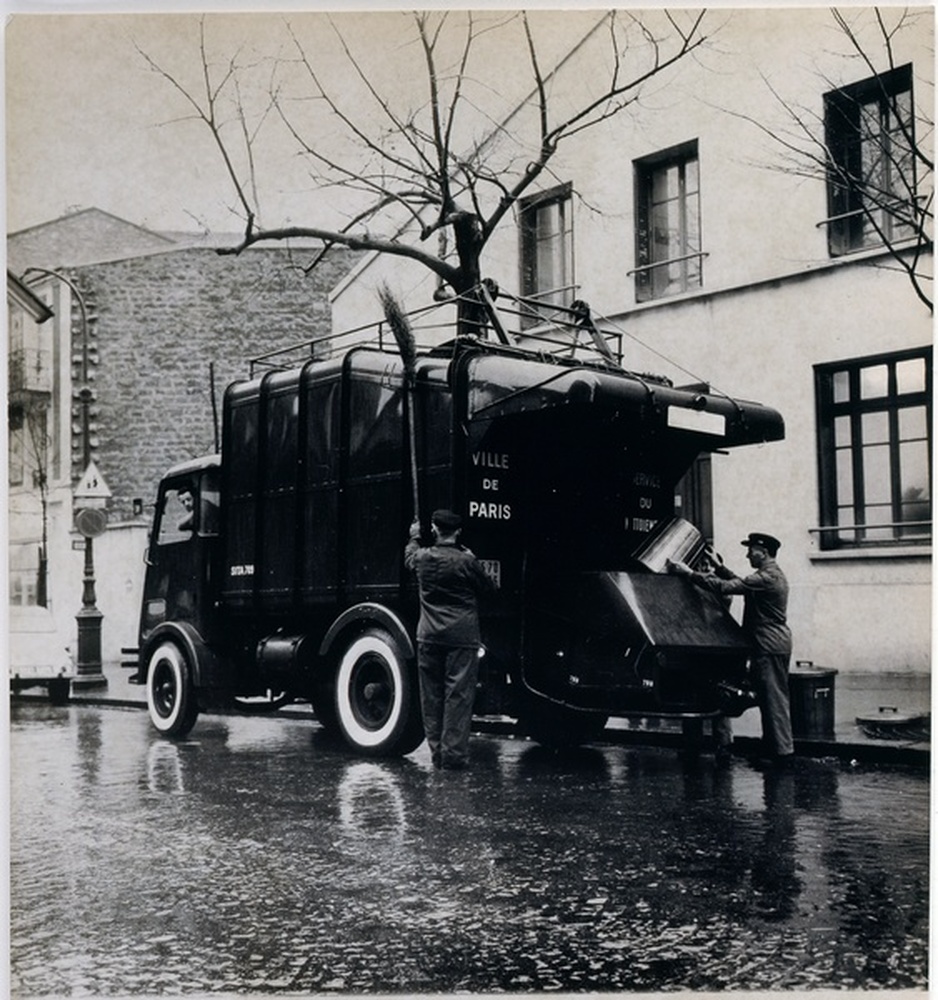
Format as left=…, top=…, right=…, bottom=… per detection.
left=318, top=603, right=415, bottom=662
left=142, top=621, right=219, bottom=690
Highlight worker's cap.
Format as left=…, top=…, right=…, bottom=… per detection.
left=741, top=532, right=781, bottom=556
left=431, top=509, right=463, bottom=531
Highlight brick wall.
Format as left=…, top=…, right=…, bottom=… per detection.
left=69, top=245, right=358, bottom=520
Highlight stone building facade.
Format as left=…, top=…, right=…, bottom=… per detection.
left=8, top=210, right=357, bottom=676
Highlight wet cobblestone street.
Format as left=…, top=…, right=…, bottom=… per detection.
left=9, top=703, right=929, bottom=997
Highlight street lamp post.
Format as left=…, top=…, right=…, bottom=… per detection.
left=23, top=267, right=108, bottom=689
left=73, top=457, right=108, bottom=689
left=75, top=531, right=104, bottom=683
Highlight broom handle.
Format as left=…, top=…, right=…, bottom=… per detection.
left=405, top=382, right=420, bottom=526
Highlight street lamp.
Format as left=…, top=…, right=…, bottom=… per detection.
left=22, top=267, right=108, bottom=689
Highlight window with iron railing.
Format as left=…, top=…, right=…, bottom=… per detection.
left=815, top=347, right=931, bottom=550
left=633, top=140, right=704, bottom=302
left=823, top=64, right=917, bottom=256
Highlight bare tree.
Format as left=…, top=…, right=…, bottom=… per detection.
left=735, top=7, right=933, bottom=311
left=138, top=9, right=712, bottom=332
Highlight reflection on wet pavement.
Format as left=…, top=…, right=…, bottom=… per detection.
left=10, top=704, right=929, bottom=995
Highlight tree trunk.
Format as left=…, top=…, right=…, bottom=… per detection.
left=451, top=212, right=486, bottom=338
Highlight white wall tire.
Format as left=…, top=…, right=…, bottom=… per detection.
left=334, top=630, right=423, bottom=757
left=146, top=640, right=199, bottom=738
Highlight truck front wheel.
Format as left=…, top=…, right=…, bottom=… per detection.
left=334, top=630, right=424, bottom=757
left=146, top=640, right=199, bottom=738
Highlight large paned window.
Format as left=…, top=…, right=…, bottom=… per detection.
left=824, top=64, right=917, bottom=256
left=633, top=140, right=702, bottom=302
left=815, top=347, right=931, bottom=550
left=519, top=182, right=575, bottom=327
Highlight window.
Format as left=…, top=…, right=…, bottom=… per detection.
left=815, top=347, right=931, bottom=549
left=156, top=475, right=220, bottom=545
left=519, top=183, right=574, bottom=326
left=8, top=307, right=53, bottom=394
left=633, top=140, right=702, bottom=302
left=9, top=544, right=40, bottom=607
left=9, top=406, right=25, bottom=486
left=824, top=64, right=917, bottom=256
left=157, top=486, right=197, bottom=545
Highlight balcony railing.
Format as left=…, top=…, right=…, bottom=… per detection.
left=626, top=250, right=709, bottom=277
left=809, top=520, right=932, bottom=550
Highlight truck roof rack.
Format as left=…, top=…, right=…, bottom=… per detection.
left=246, top=285, right=625, bottom=377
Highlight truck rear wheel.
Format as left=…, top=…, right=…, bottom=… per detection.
left=146, top=640, right=199, bottom=738
left=334, top=630, right=424, bottom=757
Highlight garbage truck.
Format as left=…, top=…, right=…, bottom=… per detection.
left=126, top=287, right=784, bottom=755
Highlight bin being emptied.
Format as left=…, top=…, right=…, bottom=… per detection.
left=789, top=662, right=838, bottom=738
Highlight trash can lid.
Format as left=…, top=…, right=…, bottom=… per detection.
left=855, top=708, right=930, bottom=741
left=790, top=665, right=838, bottom=676
left=856, top=707, right=927, bottom=727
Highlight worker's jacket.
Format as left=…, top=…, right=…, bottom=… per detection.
left=692, top=558, right=792, bottom=654
left=404, top=538, right=495, bottom=648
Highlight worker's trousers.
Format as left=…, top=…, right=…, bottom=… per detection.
left=416, top=642, right=479, bottom=768
left=752, top=651, right=794, bottom=757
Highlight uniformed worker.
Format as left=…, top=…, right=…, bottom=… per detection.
left=404, top=509, right=495, bottom=771
left=670, top=532, right=794, bottom=769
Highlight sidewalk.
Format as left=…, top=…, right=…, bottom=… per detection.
left=11, top=659, right=931, bottom=767
left=727, top=668, right=930, bottom=766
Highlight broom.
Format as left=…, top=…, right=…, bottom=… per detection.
left=379, top=285, right=421, bottom=531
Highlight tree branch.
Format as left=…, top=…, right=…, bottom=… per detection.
left=218, top=223, right=461, bottom=286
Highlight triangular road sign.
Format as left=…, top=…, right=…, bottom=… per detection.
left=74, top=460, right=112, bottom=501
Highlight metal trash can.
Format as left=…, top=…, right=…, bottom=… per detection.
left=788, top=662, right=837, bottom=737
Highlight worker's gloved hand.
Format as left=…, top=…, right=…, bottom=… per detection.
left=667, top=559, right=692, bottom=577
left=409, top=519, right=422, bottom=540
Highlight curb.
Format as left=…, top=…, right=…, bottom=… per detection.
left=11, top=687, right=929, bottom=768
left=469, top=716, right=929, bottom=768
